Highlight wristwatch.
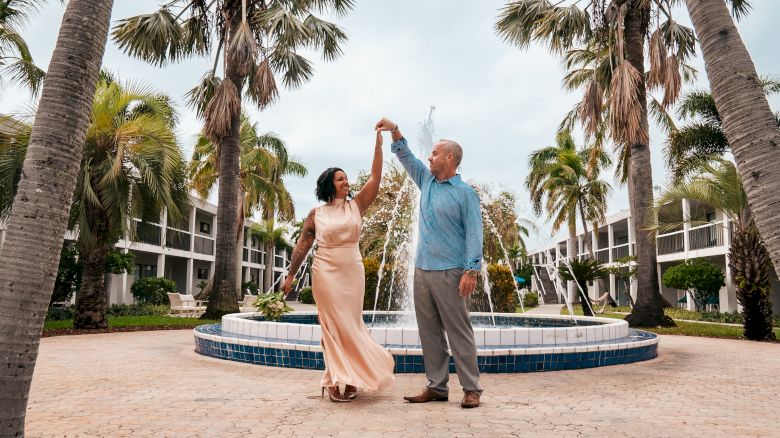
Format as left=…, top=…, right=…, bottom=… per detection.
left=465, top=269, right=479, bottom=278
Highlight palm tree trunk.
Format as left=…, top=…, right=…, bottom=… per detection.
left=74, top=243, right=111, bottom=329
left=566, top=219, right=578, bottom=304
left=0, top=0, right=113, bottom=435
left=623, top=2, right=673, bottom=328
left=729, top=226, right=775, bottom=341
left=685, top=0, right=780, bottom=283
left=263, top=212, right=276, bottom=294
left=578, top=200, right=594, bottom=258
left=203, top=13, right=242, bottom=320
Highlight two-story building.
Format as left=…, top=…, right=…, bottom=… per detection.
left=0, top=197, right=293, bottom=305
left=527, top=199, right=780, bottom=314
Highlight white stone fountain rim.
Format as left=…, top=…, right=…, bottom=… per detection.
left=218, top=311, right=631, bottom=347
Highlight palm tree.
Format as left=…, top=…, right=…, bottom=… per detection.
left=497, top=0, right=697, bottom=327
left=526, top=130, right=610, bottom=302
left=0, top=76, right=190, bottom=329
left=659, top=80, right=780, bottom=183
left=0, top=0, right=46, bottom=95
left=655, top=159, right=775, bottom=341
left=113, top=0, right=352, bottom=318
left=188, top=114, right=305, bottom=297
left=0, top=0, right=114, bottom=434
left=250, top=219, right=293, bottom=290
left=559, top=257, right=609, bottom=317
left=684, top=0, right=780, bottom=293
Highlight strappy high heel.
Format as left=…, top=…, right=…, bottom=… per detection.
left=321, top=386, right=350, bottom=402
left=344, top=385, right=357, bottom=400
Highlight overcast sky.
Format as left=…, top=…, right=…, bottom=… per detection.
left=1, top=1, right=779, bottom=250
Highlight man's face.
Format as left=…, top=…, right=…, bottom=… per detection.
left=428, top=142, right=452, bottom=179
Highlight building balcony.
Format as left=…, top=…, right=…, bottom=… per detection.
left=688, top=221, right=725, bottom=251
left=193, top=235, right=214, bottom=255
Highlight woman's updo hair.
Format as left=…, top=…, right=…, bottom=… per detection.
left=316, top=167, right=349, bottom=203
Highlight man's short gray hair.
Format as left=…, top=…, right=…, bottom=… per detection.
left=438, top=139, right=463, bottom=167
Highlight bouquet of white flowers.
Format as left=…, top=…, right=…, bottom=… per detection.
left=254, top=292, right=294, bottom=322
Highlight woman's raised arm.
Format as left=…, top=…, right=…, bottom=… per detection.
left=354, top=130, right=383, bottom=215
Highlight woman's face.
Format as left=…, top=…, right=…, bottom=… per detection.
left=332, top=170, right=350, bottom=199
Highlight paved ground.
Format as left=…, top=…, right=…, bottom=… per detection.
left=27, top=330, right=779, bottom=437
left=523, top=304, right=563, bottom=315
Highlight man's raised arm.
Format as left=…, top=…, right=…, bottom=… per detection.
left=375, top=117, right=430, bottom=188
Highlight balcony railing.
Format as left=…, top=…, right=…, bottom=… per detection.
left=612, top=243, right=630, bottom=260
left=689, top=221, right=725, bottom=250
left=657, top=230, right=685, bottom=255
left=165, top=229, right=190, bottom=251
left=134, top=221, right=161, bottom=246
left=193, top=235, right=214, bottom=255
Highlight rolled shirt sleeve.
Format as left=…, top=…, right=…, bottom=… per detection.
left=391, top=137, right=430, bottom=189
left=463, top=189, right=483, bottom=271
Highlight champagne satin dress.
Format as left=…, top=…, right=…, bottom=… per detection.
left=312, top=198, right=395, bottom=391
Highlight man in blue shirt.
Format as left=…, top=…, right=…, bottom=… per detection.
left=375, top=117, right=483, bottom=409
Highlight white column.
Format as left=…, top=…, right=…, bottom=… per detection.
left=722, top=219, right=737, bottom=312
left=186, top=258, right=194, bottom=295
left=607, top=224, right=615, bottom=263
left=682, top=199, right=691, bottom=254
left=121, top=247, right=130, bottom=304
left=627, top=220, right=635, bottom=257
left=189, top=206, right=196, bottom=253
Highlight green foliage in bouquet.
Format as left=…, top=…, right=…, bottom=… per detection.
left=254, top=292, right=294, bottom=322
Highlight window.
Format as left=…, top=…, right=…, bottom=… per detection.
left=200, top=222, right=210, bottom=234
left=197, top=268, right=209, bottom=280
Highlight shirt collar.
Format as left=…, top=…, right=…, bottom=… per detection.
left=434, top=173, right=462, bottom=185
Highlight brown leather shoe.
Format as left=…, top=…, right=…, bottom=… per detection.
left=403, top=388, right=448, bottom=403
left=461, top=391, right=480, bottom=408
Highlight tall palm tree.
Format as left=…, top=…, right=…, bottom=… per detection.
left=0, top=0, right=47, bottom=95
left=658, top=79, right=780, bottom=183
left=189, top=114, right=305, bottom=296
left=684, top=0, right=780, bottom=295
left=526, top=130, right=611, bottom=301
left=113, top=0, right=352, bottom=319
left=497, top=0, right=697, bottom=327
left=0, top=0, right=114, bottom=434
left=0, top=76, right=191, bottom=329
left=655, top=159, right=775, bottom=341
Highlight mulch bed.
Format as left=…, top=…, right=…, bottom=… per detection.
left=42, top=326, right=198, bottom=338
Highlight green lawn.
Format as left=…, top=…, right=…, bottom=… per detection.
left=43, top=316, right=217, bottom=332
left=560, top=306, right=780, bottom=340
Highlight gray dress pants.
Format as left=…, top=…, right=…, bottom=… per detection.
left=413, top=268, right=482, bottom=395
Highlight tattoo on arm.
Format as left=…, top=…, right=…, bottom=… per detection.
left=287, top=209, right=316, bottom=279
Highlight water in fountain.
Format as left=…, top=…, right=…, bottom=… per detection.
left=370, top=180, right=413, bottom=324
left=476, top=193, right=525, bottom=313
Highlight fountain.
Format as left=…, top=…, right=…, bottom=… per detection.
left=194, top=108, right=658, bottom=372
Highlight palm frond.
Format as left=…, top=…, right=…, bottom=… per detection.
left=608, top=60, right=646, bottom=145
left=185, top=72, right=221, bottom=119
left=270, top=47, right=314, bottom=88
left=246, top=59, right=278, bottom=109
left=0, top=56, right=44, bottom=96
left=728, top=0, right=752, bottom=20
left=112, top=8, right=186, bottom=67
left=228, top=20, right=258, bottom=76
left=203, top=79, right=240, bottom=141
left=304, top=14, right=348, bottom=62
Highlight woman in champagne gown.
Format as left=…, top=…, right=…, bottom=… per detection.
left=282, top=131, right=394, bottom=402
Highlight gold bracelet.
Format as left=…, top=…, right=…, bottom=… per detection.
left=390, top=124, right=398, bottom=133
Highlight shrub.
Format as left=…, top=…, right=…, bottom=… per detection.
left=105, top=250, right=135, bottom=274
left=241, top=281, right=259, bottom=297
left=662, top=259, right=725, bottom=311
left=46, top=303, right=169, bottom=321
left=469, top=264, right=518, bottom=313
left=299, top=287, right=315, bottom=304
left=522, top=291, right=539, bottom=308
left=130, top=277, right=177, bottom=305
left=363, top=257, right=394, bottom=311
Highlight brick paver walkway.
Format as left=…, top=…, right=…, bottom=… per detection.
left=27, top=330, right=778, bottom=437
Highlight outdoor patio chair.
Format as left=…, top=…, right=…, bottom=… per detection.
left=167, top=293, right=206, bottom=317
left=590, top=292, right=618, bottom=314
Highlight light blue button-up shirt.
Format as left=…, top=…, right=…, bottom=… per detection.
left=391, top=138, right=483, bottom=271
